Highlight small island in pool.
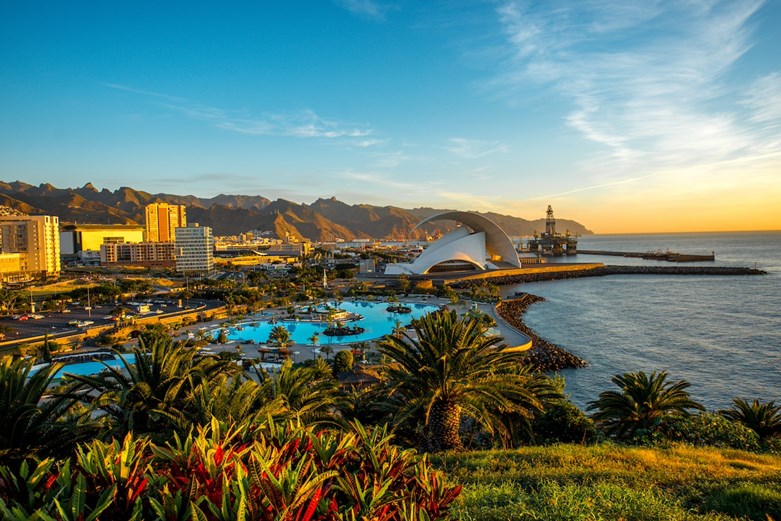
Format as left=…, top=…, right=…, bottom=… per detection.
left=322, top=324, right=366, bottom=337
left=386, top=304, right=412, bottom=313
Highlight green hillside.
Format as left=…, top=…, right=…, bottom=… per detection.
left=433, top=443, right=781, bottom=520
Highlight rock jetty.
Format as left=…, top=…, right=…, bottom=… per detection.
left=451, top=264, right=766, bottom=288
left=495, top=295, right=588, bottom=372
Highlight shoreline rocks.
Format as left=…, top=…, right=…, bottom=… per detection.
left=495, top=294, right=588, bottom=373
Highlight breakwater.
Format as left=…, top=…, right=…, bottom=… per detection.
left=578, top=250, right=715, bottom=262
left=495, top=295, right=588, bottom=372
left=450, top=264, right=765, bottom=288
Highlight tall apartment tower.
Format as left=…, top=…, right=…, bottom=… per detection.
left=174, top=223, right=214, bottom=276
left=145, top=203, right=186, bottom=242
left=0, top=215, right=61, bottom=278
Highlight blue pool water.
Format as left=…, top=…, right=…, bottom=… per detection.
left=33, top=354, right=138, bottom=379
left=219, top=300, right=442, bottom=345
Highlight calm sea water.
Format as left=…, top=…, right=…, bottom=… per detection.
left=504, top=231, right=781, bottom=411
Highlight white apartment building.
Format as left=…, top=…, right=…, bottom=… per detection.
left=174, top=223, right=214, bottom=276
left=0, top=215, right=60, bottom=282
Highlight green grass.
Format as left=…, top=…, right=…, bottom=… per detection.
left=432, top=443, right=781, bottom=520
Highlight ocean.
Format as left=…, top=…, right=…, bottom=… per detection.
left=503, top=231, right=781, bottom=411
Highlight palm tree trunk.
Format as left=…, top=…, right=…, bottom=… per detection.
left=428, top=400, right=462, bottom=452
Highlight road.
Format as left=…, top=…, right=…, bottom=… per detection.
left=0, top=299, right=223, bottom=344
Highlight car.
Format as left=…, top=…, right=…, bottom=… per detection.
left=62, top=309, right=71, bottom=313
left=68, top=320, right=80, bottom=326
left=155, top=309, right=164, bottom=314
left=17, top=315, right=29, bottom=321
left=30, top=314, right=44, bottom=319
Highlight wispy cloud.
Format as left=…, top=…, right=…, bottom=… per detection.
left=742, top=72, right=781, bottom=124
left=492, top=0, right=778, bottom=182
left=334, top=0, right=393, bottom=21
left=445, top=138, right=508, bottom=159
left=104, top=83, right=374, bottom=141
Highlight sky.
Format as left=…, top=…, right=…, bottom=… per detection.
left=1, top=0, right=779, bottom=233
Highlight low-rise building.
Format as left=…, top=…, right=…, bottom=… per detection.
left=100, top=241, right=177, bottom=267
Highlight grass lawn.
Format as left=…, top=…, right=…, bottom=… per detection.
left=432, top=443, right=781, bottom=520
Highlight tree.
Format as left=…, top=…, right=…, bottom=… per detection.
left=268, top=325, right=291, bottom=347
left=398, top=275, right=411, bottom=295
left=320, top=344, right=334, bottom=360
left=0, top=288, right=21, bottom=315
left=587, top=371, right=704, bottom=439
left=69, top=336, right=240, bottom=438
left=333, top=350, right=354, bottom=373
left=0, top=358, right=91, bottom=463
left=260, top=359, right=341, bottom=424
left=308, top=333, right=320, bottom=347
left=377, top=310, right=551, bottom=452
left=720, top=398, right=781, bottom=441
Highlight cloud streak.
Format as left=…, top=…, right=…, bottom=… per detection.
left=445, top=138, right=508, bottom=159
left=493, top=0, right=778, bottom=183
left=105, top=83, right=375, bottom=141
left=335, top=0, right=392, bottom=21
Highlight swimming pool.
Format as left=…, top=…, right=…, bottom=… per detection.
left=218, top=300, right=442, bottom=345
left=31, top=354, right=137, bottom=380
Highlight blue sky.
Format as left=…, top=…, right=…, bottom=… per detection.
left=1, top=0, right=779, bottom=232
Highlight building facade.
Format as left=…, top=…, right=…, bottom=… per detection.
left=0, top=215, right=61, bottom=281
left=145, top=203, right=187, bottom=242
left=175, top=223, right=214, bottom=276
left=60, top=224, right=145, bottom=254
left=100, top=241, right=177, bottom=268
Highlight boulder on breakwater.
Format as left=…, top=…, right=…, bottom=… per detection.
left=495, top=295, right=588, bottom=373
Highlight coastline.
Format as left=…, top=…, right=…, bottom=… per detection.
left=495, top=294, right=588, bottom=372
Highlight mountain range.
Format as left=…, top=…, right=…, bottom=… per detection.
left=0, top=181, right=593, bottom=240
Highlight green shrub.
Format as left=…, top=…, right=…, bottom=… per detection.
left=656, top=413, right=761, bottom=451
left=531, top=399, right=597, bottom=445
left=333, top=349, right=354, bottom=373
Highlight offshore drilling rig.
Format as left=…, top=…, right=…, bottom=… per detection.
left=526, top=205, right=578, bottom=256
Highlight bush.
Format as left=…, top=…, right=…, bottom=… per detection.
left=333, top=349, right=354, bottom=373
left=532, top=399, right=597, bottom=445
left=655, top=413, right=761, bottom=451
left=0, top=419, right=461, bottom=520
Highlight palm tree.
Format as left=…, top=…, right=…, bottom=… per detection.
left=308, top=333, right=320, bottom=347
left=320, top=344, right=334, bottom=360
left=69, top=336, right=240, bottom=438
left=0, top=358, right=92, bottom=462
left=721, top=398, right=781, bottom=440
left=268, top=325, right=291, bottom=347
left=261, top=359, right=341, bottom=424
left=587, top=371, right=704, bottom=439
left=377, top=310, right=550, bottom=452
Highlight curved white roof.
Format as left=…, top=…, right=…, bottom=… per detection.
left=384, top=211, right=520, bottom=275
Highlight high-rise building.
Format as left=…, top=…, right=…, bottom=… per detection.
left=145, top=203, right=186, bottom=242
left=175, top=223, right=213, bottom=276
left=0, top=215, right=61, bottom=281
